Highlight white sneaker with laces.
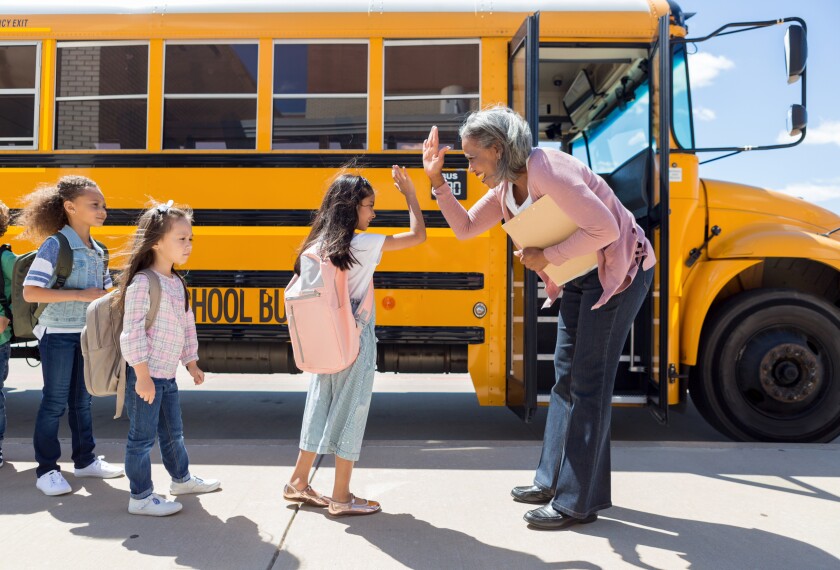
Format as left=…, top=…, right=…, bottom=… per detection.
left=36, top=470, right=72, bottom=496
left=170, top=475, right=221, bottom=495
left=74, top=456, right=124, bottom=479
left=128, top=493, right=183, bottom=517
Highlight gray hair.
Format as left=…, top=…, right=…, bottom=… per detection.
left=459, top=105, right=533, bottom=183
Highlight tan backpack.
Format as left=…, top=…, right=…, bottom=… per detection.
left=81, top=269, right=163, bottom=418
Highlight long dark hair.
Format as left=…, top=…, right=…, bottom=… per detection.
left=17, top=175, right=98, bottom=243
left=114, top=201, right=193, bottom=312
left=294, top=174, right=374, bottom=274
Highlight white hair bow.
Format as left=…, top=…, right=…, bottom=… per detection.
left=156, top=199, right=174, bottom=213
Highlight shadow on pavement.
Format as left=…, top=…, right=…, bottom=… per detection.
left=331, top=512, right=597, bottom=570
left=0, top=464, right=297, bottom=570
left=581, top=506, right=839, bottom=570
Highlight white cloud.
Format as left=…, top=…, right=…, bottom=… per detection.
left=695, top=107, right=716, bottom=122
left=688, top=52, right=735, bottom=88
left=774, top=179, right=840, bottom=203
left=777, top=120, right=840, bottom=145
left=627, top=131, right=647, bottom=146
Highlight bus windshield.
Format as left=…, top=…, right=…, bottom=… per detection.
left=585, top=83, right=650, bottom=174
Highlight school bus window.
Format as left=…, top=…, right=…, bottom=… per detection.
left=273, top=42, right=367, bottom=150
left=163, top=42, right=258, bottom=150
left=672, top=44, right=694, bottom=149
left=55, top=42, right=148, bottom=150
left=0, top=43, right=40, bottom=149
left=383, top=40, right=479, bottom=150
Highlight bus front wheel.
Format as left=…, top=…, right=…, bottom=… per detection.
left=690, top=289, right=840, bottom=443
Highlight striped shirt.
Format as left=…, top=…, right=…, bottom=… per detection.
left=119, top=270, right=199, bottom=379
left=23, top=236, right=114, bottom=289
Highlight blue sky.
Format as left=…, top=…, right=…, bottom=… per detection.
left=678, top=0, right=840, bottom=216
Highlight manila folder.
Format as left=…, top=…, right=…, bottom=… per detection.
left=501, top=195, right=598, bottom=286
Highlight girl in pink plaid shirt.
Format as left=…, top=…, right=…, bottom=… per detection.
left=116, top=201, right=221, bottom=517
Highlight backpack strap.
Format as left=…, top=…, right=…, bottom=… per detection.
left=31, top=233, right=75, bottom=324
left=94, top=239, right=110, bottom=286
left=354, top=280, right=375, bottom=327
left=0, top=245, right=11, bottom=320
left=52, top=232, right=73, bottom=289
left=138, top=269, right=162, bottom=330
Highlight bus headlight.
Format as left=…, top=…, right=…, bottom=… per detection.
left=473, top=302, right=487, bottom=318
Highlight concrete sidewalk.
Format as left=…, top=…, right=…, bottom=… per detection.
left=1, top=438, right=838, bottom=569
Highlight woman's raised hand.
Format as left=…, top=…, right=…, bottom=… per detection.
left=391, top=165, right=416, bottom=197
left=423, top=126, right=450, bottom=188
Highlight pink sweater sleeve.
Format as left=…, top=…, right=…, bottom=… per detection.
left=528, top=151, right=620, bottom=265
left=433, top=183, right=504, bottom=239
left=180, top=307, right=199, bottom=366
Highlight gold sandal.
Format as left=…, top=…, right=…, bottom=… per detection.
left=328, top=494, right=381, bottom=517
left=283, top=483, right=329, bottom=508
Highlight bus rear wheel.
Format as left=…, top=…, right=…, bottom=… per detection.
left=690, top=289, right=840, bottom=443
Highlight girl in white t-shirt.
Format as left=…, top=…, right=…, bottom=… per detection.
left=285, top=167, right=425, bottom=517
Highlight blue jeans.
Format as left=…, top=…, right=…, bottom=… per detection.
left=0, top=341, right=9, bottom=444
left=33, top=332, right=96, bottom=477
left=534, top=265, right=654, bottom=518
left=125, top=366, right=191, bottom=500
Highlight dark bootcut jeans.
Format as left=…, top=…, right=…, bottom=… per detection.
left=33, top=332, right=97, bottom=477
left=125, top=366, right=191, bottom=500
left=534, top=265, right=653, bottom=518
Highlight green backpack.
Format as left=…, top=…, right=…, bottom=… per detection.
left=9, top=233, right=109, bottom=341
left=0, top=244, right=16, bottom=339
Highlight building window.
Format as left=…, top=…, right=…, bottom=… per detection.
left=0, top=43, right=40, bottom=149
left=163, top=42, right=258, bottom=150
left=55, top=42, right=148, bottom=150
left=384, top=40, right=480, bottom=150
left=273, top=42, right=367, bottom=150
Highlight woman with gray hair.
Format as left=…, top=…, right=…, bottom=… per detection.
left=422, top=105, right=656, bottom=530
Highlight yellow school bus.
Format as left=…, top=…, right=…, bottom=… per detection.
left=2, top=1, right=838, bottom=442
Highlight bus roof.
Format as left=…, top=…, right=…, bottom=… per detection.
left=2, top=0, right=666, bottom=15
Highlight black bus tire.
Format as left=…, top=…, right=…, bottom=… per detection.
left=690, top=289, right=840, bottom=443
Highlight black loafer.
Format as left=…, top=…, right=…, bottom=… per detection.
left=511, top=485, right=554, bottom=504
left=524, top=505, right=598, bottom=530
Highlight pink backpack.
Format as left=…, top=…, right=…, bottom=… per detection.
left=284, top=245, right=374, bottom=374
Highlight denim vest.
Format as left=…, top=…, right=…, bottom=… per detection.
left=37, top=225, right=108, bottom=329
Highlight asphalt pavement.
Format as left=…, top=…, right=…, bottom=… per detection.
left=1, top=360, right=838, bottom=569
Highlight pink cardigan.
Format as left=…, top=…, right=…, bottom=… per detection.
left=433, top=147, right=656, bottom=310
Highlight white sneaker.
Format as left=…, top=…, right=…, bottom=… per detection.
left=74, top=456, right=124, bottom=479
left=170, top=475, right=221, bottom=495
left=36, top=470, right=72, bottom=496
left=128, top=493, right=183, bottom=517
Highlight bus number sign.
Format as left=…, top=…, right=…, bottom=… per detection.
left=432, top=170, right=467, bottom=201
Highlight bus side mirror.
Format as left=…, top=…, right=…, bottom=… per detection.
left=784, top=25, right=807, bottom=84
left=787, top=104, right=807, bottom=137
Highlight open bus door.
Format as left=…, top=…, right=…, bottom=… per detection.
left=650, top=14, right=671, bottom=422
left=506, top=13, right=540, bottom=421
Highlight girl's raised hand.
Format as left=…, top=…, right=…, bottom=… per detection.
left=422, top=126, right=450, bottom=187
left=391, top=165, right=416, bottom=197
